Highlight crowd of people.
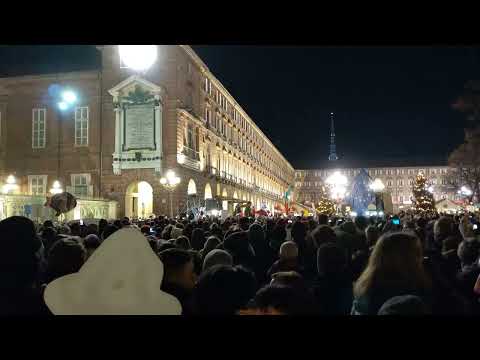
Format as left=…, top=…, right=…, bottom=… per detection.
left=1, top=210, right=480, bottom=316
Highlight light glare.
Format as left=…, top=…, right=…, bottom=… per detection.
left=119, top=45, right=158, bottom=71
left=61, top=91, right=77, bottom=104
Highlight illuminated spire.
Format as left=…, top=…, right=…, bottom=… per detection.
left=328, top=112, right=338, bottom=161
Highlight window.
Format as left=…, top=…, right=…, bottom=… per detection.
left=409, top=179, right=414, bottom=186
left=442, top=178, right=447, bottom=185
left=204, top=107, right=211, bottom=125
left=72, top=174, right=89, bottom=198
left=32, top=108, right=46, bottom=148
left=75, top=106, right=89, bottom=146
left=204, top=78, right=209, bottom=92
left=187, top=124, right=195, bottom=150
left=28, top=175, right=47, bottom=195
left=387, top=180, right=393, bottom=187
left=398, top=179, right=403, bottom=187
left=399, top=196, right=403, bottom=203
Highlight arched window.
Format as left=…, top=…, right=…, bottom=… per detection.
left=204, top=183, right=212, bottom=200
left=187, top=179, right=197, bottom=196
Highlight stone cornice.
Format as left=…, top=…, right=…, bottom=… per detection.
left=179, top=45, right=294, bottom=173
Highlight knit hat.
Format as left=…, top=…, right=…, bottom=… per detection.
left=44, top=228, right=182, bottom=315
left=170, top=227, right=184, bottom=240
left=279, top=241, right=298, bottom=260
left=378, top=295, right=429, bottom=315
left=203, top=249, right=233, bottom=272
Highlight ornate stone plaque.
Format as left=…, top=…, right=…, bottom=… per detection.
left=123, top=104, right=156, bottom=151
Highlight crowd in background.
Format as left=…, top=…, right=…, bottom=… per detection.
left=1, top=210, right=480, bottom=316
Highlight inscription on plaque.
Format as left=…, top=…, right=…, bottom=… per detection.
left=124, top=104, right=156, bottom=151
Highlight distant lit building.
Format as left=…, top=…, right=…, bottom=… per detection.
left=295, top=165, right=460, bottom=213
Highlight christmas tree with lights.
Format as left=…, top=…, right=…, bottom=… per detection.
left=316, top=185, right=336, bottom=215
left=412, top=172, right=436, bottom=214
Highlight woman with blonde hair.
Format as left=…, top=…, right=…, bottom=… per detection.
left=352, top=232, right=431, bottom=315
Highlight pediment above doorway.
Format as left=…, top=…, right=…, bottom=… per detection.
left=109, top=75, right=165, bottom=105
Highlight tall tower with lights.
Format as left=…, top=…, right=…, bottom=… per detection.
left=328, top=112, right=338, bottom=162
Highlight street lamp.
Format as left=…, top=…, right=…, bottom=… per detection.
left=326, top=171, right=348, bottom=214
left=326, top=171, right=348, bottom=200
left=369, top=178, right=385, bottom=213
left=2, top=175, right=19, bottom=194
left=160, top=170, right=181, bottom=218
left=118, top=45, right=158, bottom=72
left=459, top=186, right=473, bottom=197
left=50, top=180, right=63, bottom=195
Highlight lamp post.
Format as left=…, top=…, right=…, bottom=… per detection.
left=49, top=180, right=63, bottom=195
left=369, top=178, right=385, bottom=214
left=118, top=45, right=158, bottom=72
left=160, top=170, right=181, bottom=218
left=326, top=171, right=348, bottom=215
left=2, top=175, right=19, bottom=194
left=55, top=89, right=77, bottom=192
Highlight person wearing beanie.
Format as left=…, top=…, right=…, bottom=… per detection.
left=199, top=236, right=221, bottom=260
left=45, top=237, right=86, bottom=284
left=223, top=231, right=256, bottom=272
left=174, top=236, right=191, bottom=250
left=378, top=295, right=430, bottom=315
left=83, top=234, right=101, bottom=260
left=170, top=226, right=184, bottom=240
left=267, top=241, right=302, bottom=279
left=202, top=249, right=233, bottom=272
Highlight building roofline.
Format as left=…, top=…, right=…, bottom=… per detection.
left=0, top=69, right=100, bottom=83
left=295, top=164, right=451, bottom=172
left=180, top=45, right=295, bottom=173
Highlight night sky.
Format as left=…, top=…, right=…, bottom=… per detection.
left=1, top=45, right=478, bottom=169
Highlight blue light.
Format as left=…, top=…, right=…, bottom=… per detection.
left=58, top=102, right=68, bottom=111
left=61, top=91, right=77, bottom=104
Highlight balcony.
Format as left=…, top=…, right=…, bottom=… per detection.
left=180, top=147, right=200, bottom=171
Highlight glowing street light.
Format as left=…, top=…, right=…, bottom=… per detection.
left=2, top=175, right=19, bottom=194
left=61, top=90, right=77, bottom=104
left=50, top=180, right=63, bottom=195
left=119, top=45, right=158, bottom=72
left=369, top=178, right=385, bottom=193
left=57, top=90, right=77, bottom=111
left=459, top=186, right=473, bottom=197
left=160, top=170, right=181, bottom=218
left=427, top=185, right=434, bottom=194
left=326, top=171, right=348, bottom=200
